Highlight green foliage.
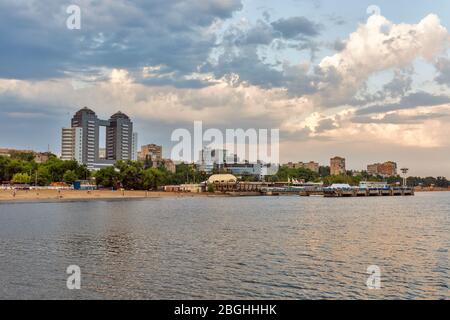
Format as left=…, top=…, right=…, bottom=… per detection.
left=12, top=172, right=31, bottom=184
left=142, top=167, right=168, bottom=190
left=276, top=166, right=320, bottom=182
left=36, top=166, right=52, bottom=186
left=318, top=166, right=330, bottom=177
left=9, top=151, right=35, bottom=162
left=173, top=163, right=207, bottom=184
left=0, top=155, right=90, bottom=185
left=94, top=166, right=121, bottom=189
left=207, top=184, right=215, bottom=193
left=116, top=160, right=144, bottom=190
left=322, top=174, right=360, bottom=186
left=63, top=170, right=77, bottom=185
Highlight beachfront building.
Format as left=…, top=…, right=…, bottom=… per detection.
left=61, top=107, right=137, bottom=170
left=330, top=156, right=346, bottom=175
left=106, top=111, right=133, bottom=161
left=61, top=127, right=83, bottom=163
left=224, top=162, right=278, bottom=179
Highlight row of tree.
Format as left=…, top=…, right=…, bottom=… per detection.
left=0, top=153, right=89, bottom=185
left=1, top=153, right=448, bottom=189
left=273, top=165, right=449, bottom=188
left=94, top=161, right=209, bottom=190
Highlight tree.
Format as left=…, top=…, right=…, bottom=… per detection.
left=75, top=164, right=90, bottom=180
left=36, top=166, right=52, bottom=186
left=276, top=166, right=319, bottom=182
left=116, top=160, right=144, bottom=190
left=95, top=166, right=121, bottom=189
left=319, top=166, right=330, bottom=177
left=9, top=151, right=35, bottom=162
left=63, top=170, right=77, bottom=185
left=12, top=173, right=31, bottom=184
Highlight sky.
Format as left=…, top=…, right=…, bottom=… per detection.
left=1, top=0, right=450, bottom=176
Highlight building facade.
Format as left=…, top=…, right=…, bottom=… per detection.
left=284, top=161, right=319, bottom=173
left=138, top=144, right=162, bottom=162
left=61, top=127, right=83, bottom=163
left=61, top=107, right=136, bottom=169
left=131, top=132, right=138, bottom=161
left=106, top=111, right=133, bottom=161
left=197, top=147, right=227, bottom=173
left=367, top=161, right=397, bottom=177
left=330, top=156, right=346, bottom=175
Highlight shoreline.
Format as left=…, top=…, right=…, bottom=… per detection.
left=0, top=189, right=228, bottom=204
left=1, top=188, right=448, bottom=204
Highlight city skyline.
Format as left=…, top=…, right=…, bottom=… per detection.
left=0, top=106, right=442, bottom=177
left=1, top=1, right=450, bottom=176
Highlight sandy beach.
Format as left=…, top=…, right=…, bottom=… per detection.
left=0, top=189, right=218, bottom=202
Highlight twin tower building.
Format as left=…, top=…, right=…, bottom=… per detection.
left=61, top=107, right=138, bottom=170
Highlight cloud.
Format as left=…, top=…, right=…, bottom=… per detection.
left=271, top=16, right=322, bottom=38
left=434, top=57, right=450, bottom=86
left=352, top=112, right=448, bottom=124
left=315, top=14, right=450, bottom=107
left=356, top=91, right=450, bottom=115
left=0, top=0, right=243, bottom=83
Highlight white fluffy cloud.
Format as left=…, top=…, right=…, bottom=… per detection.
left=315, top=14, right=450, bottom=107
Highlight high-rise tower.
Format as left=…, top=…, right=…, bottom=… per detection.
left=61, top=107, right=136, bottom=169
left=106, top=111, right=133, bottom=161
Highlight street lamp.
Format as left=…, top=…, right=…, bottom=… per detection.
left=400, top=168, right=409, bottom=187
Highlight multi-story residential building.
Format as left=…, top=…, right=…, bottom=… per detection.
left=70, top=107, right=101, bottom=166
left=61, top=127, right=83, bottom=163
left=131, top=132, right=138, bottom=161
left=106, top=111, right=133, bottom=161
left=367, top=163, right=380, bottom=176
left=223, top=162, right=279, bottom=179
left=0, top=148, right=51, bottom=163
left=367, top=161, right=397, bottom=177
left=98, top=148, right=106, bottom=159
left=162, top=159, right=176, bottom=173
left=138, top=144, right=162, bottom=162
left=197, top=147, right=227, bottom=173
left=284, top=161, right=319, bottom=173
left=61, top=107, right=136, bottom=169
left=330, top=156, right=346, bottom=175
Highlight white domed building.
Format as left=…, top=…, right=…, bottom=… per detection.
left=207, top=174, right=237, bottom=184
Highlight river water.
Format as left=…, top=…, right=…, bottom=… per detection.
left=0, top=192, right=448, bottom=299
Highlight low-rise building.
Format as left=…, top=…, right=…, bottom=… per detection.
left=0, top=148, right=51, bottom=164
left=139, top=144, right=162, bottom=162
left=284, top=161, right=319, bottom=173
left=330, top=156, right=346, bottom=175
left=367, top=161, right=397, bottom=177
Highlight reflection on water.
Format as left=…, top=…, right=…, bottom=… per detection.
left=0, top=193, right=448, bottom=299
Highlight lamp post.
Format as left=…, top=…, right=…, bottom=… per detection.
left=400, top=168, right=409, bottom=187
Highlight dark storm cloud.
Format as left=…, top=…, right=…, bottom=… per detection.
left=356, top=91, right=450, bottom=115
left=203, top=15, right=325, bottom=96
left=350, top=69, right=414, bottom=107
left=315, top=118, right=337, bottom=132
left=0, top=0, right=243, bottom=84
left=435, top=57, right=450, bottom=86
left=271, top=16, right=322, bottom=38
